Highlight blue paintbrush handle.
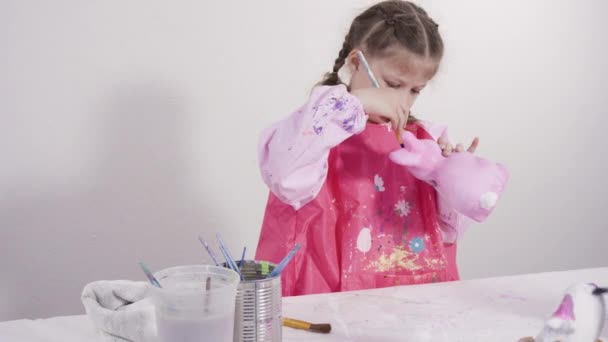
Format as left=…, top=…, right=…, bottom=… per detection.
left=198, top=236, right=220, bottom=266
left=216, top=234, right=243, bottom=280
left=218, top=244, right=235, bottom=270
left=239, top=247, right=246, bottom=268
left=139, top=261, right=162, bottom=288
left=269, top=243, right=301, bottom=278
left=216, top=234, right=237, bottom=265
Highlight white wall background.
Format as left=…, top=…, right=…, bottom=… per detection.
left=1, top=0, right=607, bottom=321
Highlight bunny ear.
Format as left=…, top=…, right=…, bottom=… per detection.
left=391, top=130, right=423, bottom=166
left=389, top=149, right=421, bottom=167
left=400, top=130, right=419, bottom=149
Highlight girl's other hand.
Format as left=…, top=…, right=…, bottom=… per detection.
left=438, top=136, right=479, bottom=157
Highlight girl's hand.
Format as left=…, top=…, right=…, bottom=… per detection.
left=351, top=87, right=409, bottom=137
left=438, top=136, right=479, bottom=157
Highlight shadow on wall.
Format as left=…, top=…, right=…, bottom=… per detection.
left=0, top=81, right=223, bottom=320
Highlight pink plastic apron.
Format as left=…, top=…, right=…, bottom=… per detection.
left=256, top=123, right=459, bottom=296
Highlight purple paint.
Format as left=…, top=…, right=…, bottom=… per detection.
left=342, top=116, right=356, bottom=132
left=333, top=98, right=345, bottom=110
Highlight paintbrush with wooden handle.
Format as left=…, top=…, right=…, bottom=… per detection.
left=282, top=317, right=331, bottom=334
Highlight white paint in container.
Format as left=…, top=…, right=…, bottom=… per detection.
left=152, top=265, right=240, bottom=342
left=156, top=312, right=234, bottom=342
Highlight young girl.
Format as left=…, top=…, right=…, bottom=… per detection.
left=256, top=0, right=488, bottom=296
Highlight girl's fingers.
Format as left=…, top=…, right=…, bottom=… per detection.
left=367, top=113, right=387, bottom=124
left=467, top=137, right=480, bottom=153
left=442, top=143, right=453, bottom=156
left=437, top=136, right=448, bottom=151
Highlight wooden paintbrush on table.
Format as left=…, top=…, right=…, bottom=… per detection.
left=282, top=317, right=331, bottom=334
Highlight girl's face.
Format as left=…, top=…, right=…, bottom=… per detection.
left=347, top=47, right=438, bottom=112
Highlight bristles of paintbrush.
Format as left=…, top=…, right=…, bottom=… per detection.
left=308, top=323, right=332, bottom=334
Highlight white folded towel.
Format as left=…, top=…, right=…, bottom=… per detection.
left=81, top=280, right=156, bottom=342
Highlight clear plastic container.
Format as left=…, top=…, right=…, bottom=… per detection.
left=152, top=265, right=240, bottom=342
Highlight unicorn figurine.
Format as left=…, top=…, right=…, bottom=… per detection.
left=519, top=283, right=607, bottom=342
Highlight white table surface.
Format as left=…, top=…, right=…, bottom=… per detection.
left=1, top=268, right=607, bottom=341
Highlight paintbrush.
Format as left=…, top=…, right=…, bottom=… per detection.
left=239, top=247, right=246, bottom=268
left=198, top=236, right=220, bottom=266
left=138, top=261, right=162, bottom=288
left=268, top=243, right=301, bottom=278
left=356, top=50, right=405, bottom=148
left=216, top=233, right=238, bottom=268
left=218, top=241, right=239, bottom=273
left=216, top=233, right=243, bottom=280
left=283, top=317, right=331, bottom=334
